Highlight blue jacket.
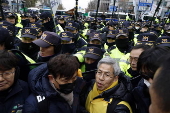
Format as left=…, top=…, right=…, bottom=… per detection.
left=23, top=63, right=86, bottom=113
left=0, top=80, right=29, bottom=113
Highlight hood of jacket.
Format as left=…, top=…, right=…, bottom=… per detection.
left=28, top=63, right=58, bottom=98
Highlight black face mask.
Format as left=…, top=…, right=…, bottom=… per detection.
left=60, top=23, right=65, bottom=29
left=43, top=20, right=55, bottom=32
left=73, top=33, right=79, bottom=42
left=21, top=19, right=29, bottom=27
left=154, top=30, right=161, bottom=36
left=165, top=32, right=170, bottom=36
left=87, top=44, right=101, bottom=48
left=19, top=42, right=39, bottom=53
left=62, top=43, right=76, bottom=54
left=57, top=81, right=76, bottom=94
left=85, top=60, right=99, bottom=71
left=115, top=38, right=129, bottom=49
left=106, top=42, right=115, bottom=47
left=129, top=32, right=134, bottom=41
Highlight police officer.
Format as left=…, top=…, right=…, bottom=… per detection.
left=65, top=21, right=87, bottom=51
left=83, top=46, right=102, bottom=81
left=39, top=11, right=64, bottom=34
left=33, top=31, right=62, bottom=62
left=0, top=27, right=13, bottom=50
left=60, top=31, right=77, bottom=54
left=16, top=27, right=39, bottom=60
left=107, top=28, right=131, bottom=62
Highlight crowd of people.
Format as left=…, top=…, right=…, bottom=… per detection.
left=0, top=10, right=170, bottom=113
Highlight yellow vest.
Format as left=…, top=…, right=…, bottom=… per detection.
left=119, top=53, right=132, bottom=77
left=56, top=24, right=64, bottom=35
left=109, top=47, right=127, bottom=62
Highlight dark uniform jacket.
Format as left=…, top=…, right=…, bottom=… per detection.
left=23, top=63, right=86, bottom=113
left=132, top=79, right=150, bottom=113
left=0, top=80, right=29, bottom=113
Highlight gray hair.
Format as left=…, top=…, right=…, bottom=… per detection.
left=97, top=56, right=121, bottom=76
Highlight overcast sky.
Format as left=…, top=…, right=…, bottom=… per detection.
left=61, top=0, right=91, bottom=10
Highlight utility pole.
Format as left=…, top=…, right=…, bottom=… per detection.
left=17, top=0, right=19, bottom=12
left=95, top=0, right=100, bottom=20
left=111, top=0, right=116, bottom=19
left=0, top=0, right=4, bottom=20
left=75, top=0, right=78, bottom=21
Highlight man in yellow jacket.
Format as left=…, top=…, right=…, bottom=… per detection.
left=80, top=56, right=133, bottom=113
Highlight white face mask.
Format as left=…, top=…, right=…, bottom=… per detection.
left=167, top=32, right=170, bottom=33
left=135, top=27, right=140, bottom=30
left=144, top=79, right=151, bottom=87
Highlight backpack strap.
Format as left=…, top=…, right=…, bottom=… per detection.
left=118, top=101, right=132, bottom=113
left=36, top=95, right=49, bottom=113
left=107, top=98, right=121, bottom=113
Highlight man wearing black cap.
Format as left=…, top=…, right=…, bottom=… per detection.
left=136, top=32, right=158, bottom=46
left=87, top=32, right=106, bottom=56
left=0, top=27, right=13, bottom=50
left=107, top=28, right=131, bottom=62
left=3, top=12, right=22, bottom=42
left=60, top=31, right=76, bottom=54
left=65, top=21, right=87, bottom=51
left=57, top=16, right=66, bottom=30
left=140, top=23, right=150, bottom=33
left=83, top=47, right=102, bottom=81
left=29, top=23, right=43, bottom=39
left=156, top=36, right=170, bottom=48
left=108, top=21, right=118, bottom=31
left=105, top=30, right=117, bottom=52
left=4, top=12, right=16, bottom=25
left=16, top=27, right=39, bottom=60
left=39, top=12, right=64, bottom=34
left=163, top=24, right=170, bottom=36
left=33, top=31, right=61, bottom=62
left=134, top=23, right=141, bottom=34
left=27, top=13, right=37, bottom=23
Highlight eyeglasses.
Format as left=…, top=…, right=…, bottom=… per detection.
left=139, top=72, right=152, bottom=80
left=0, top=71, right=15, bottom=79
left=96, top=70, right=113, bottom=80
left=128, top=56, right=139, bottom=63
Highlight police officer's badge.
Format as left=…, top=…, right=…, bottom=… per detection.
left=142, top=36, right=149, bottom=41
left=41, top=33, right=47, bottom=39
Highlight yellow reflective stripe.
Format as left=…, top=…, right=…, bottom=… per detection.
left=118, top=101, right=132, bottom=113
left=17, top=29, right=22, bottom=40
left=73, top=53, right=84, bottom=63
left=22, top=53, right=36, bottom=64
left=81, top=37, right=87, bottom=44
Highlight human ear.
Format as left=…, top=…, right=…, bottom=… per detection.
left=48, top=75, right=54, bottom=83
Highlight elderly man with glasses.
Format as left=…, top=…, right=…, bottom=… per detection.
left=80, top=56, right=134, bottom=113
left=0, top=50, right=29, bottom=113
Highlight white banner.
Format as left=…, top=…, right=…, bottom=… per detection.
left=149, top=4, right=157, bottom=16
left=50, top=0, right=61, bottom=15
